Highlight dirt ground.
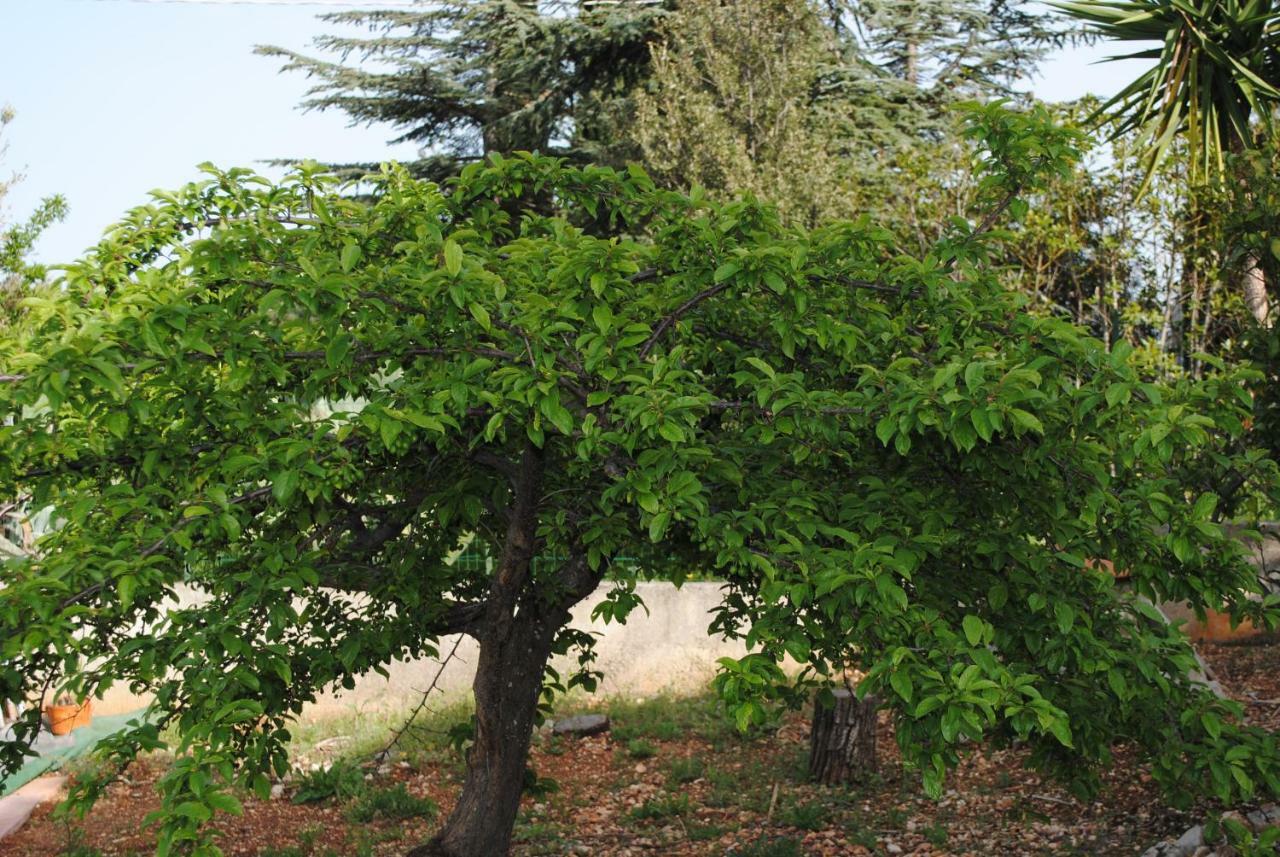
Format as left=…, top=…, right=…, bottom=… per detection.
left=5, top=637, right=1279, bottom=856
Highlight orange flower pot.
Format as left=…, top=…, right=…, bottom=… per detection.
left=45, top=700, right=92, bottom=736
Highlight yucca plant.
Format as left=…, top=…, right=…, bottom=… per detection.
left=1053, top=0, right=1280, bottom=323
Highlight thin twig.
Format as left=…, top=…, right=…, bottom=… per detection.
left=375, top=635, right=465, bottom=762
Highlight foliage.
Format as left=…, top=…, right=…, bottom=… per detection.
left=290, top=760, right=366, bottom=805
left=0, top=105, right=67, bottom=329
left=629, top=0, right=856, bottom=227
left=1052, top=0, right=1280, bottom=187
left=259, top=1, right=665, bottom=181
left=2, top=104, right=1279, bottom=854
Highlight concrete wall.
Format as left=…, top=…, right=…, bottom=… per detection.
left=97, top=581, right=747, bottom=719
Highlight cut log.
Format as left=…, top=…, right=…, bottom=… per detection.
left=808, top=689, right=877, bottom=785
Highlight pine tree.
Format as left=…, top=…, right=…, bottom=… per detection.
left=259, top=1, right=666, bottom=181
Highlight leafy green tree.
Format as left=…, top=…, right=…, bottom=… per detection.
left=259, top=1, right=665, bottom=181
left=0, top=105, right=67, bottom=329
left=629, top=0, right=858, bottom=226
left=2, top=107, right=1279, bottom=857
left=1052, top=0, right=1280, bottom=323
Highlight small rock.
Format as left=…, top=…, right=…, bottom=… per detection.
left=269, top=783, right=286, bottom=800
left=551, top=713, right=610, bottom=737
left=634, top=763, right=646, bottom=774
left=572, top=846, right=591, bottom=856
left=886, top=843, right=903, bottom=855
left=1175, top=825, right=1205, bottom=849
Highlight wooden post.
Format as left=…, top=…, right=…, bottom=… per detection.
left=808, top=689, right=877, bottom=785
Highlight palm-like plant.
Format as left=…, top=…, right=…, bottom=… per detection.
left=1054, top=0, right=1280, bottom=181
left=1053, top=0, right=1280, bottom=323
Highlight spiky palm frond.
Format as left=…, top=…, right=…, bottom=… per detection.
left=1052, top=0, right=1280, bottom=188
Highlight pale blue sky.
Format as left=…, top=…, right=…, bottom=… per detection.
left=2, top=0, right=1148, bottom=265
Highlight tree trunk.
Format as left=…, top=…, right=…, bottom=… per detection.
left=407, top=444, right=602, bottom=857
left=1244, top=253, right=1271, bottom=328
left=410, top=605, right=563, bottom=857
left=808, top=689, right=877, bottom=784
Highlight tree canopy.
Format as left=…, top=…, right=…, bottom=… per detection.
left=2, top=105, right=1279, bottom=856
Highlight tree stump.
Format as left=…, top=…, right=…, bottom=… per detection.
left=808, top=689, right=877, bottom=784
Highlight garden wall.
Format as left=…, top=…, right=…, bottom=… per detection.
left=95, top=581, right=747, bottom=719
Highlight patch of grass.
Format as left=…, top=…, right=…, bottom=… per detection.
left=666, top=755, right=705, bottom=785
left=626, top=738, right=658, bottom=759
left=346, top=783, right=438, bottom=823
left=513, top=807, right=569, bottom=856
left=705, top=765, right=739, bottom=807
left=593, top=688, right=739, bottom=744
left=687, top=821, right=731, bottom=841
left=285, top=695, right=477, bottom=763
left=629, top=792, right=691, bottom=821
left=844, top=823, right=878, bottom=851
left=778, top=800, right=828, bottom=830
left=923, top=822, right=949, bottom=847
left=728, top=835, right=805, bottom=857
left=291, top=759, right=366, bottom=805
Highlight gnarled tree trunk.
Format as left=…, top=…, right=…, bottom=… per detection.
left=412, top=604, right=563, bottom=857
left=408, top=444, right=602, bottom=857
left=808, top=689, right=877, bottom=785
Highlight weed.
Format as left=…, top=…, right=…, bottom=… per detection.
left=728, top=835, right=804, bottom=857
left=291, top=759, right=366, bottom=805
left=705, top=765, right=739, bottom=807
left=666, top=755, right=705, bottom=786
left=626, top=738, right=658, bottom=759
left=629, top=792, right=691, bottom=820
left=522, top=766, right=561, bottom=798
left=923, top=822, right=949, bottom=847
left=778, top=800, right=828, bottom=830
left=346, top=783, right=438, bottom=823
left=844, top=823, right=878, bottom=850
left=687, top=821, right=730, bottom=841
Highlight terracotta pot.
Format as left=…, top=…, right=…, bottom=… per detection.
left=45, top=700, right=92, bottom=736
left=1185, top=609, right=1260, bottom=643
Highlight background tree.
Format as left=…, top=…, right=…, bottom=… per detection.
left=0, top=105, right=67, bottom=329
left=629, top=0, right=858, bottom=227
left=3, top=109, right=1280, bottom=857
left=258, top=1, right=666, bottom=182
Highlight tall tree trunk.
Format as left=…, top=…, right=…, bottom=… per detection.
left=413, top=603, right=564, bottom=857
left=408, top=444, right=603, bottom=857
left=1244, top=252, right=1271, bottom=327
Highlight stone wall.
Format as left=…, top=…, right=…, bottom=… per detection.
left=96, top=581, right=747, bottom=719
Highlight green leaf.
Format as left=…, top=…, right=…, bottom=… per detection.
left=1054, top=602, right=1074, bottom=634
left=962, top=615, right=984, bottom=646
left=745, top=357, right=775, bottom=379
left=443, top=239, right=463, bottom=276
left=271, top=471, right=298, bottom=503
left=988, top=583, right=1008, bottom=611
left=889, top=670, right=913, bottom=703
left=469, top=302, right=491, bottom=331
left=1009, top=409, right=1043, bottom=435
left=593, top=304, right=614, bottom=334
left=340, top=241, right=362, bottom=272
left=713, top=262, right=739, bottom=282
left=117, top=575, right=137, bottom=609
left=325, top=335, right=351, bottom=368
